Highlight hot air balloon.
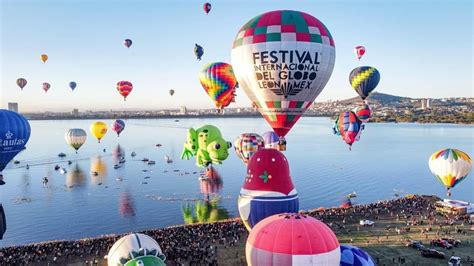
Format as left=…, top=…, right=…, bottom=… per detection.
left=112, top=119, right=125, bottom=137
left=124, top=38, right=132, bottom=48
left=349, top=66, right=380, bottom=100
left=117, top=81, right=133, bottom=101
left=69, top=81, right=77, bottom=91
left=238, top=148, right=299, bottom=231
left=203, top=2, right=211, bottom=14
left=42, top=82, right=51, bottom=93
left=0, top=110, right=31, bottom=174
left=90, top=121, right=108, bottom=143
left=169, top=89, right=175, bottom=96
left=353, top=103, right=372, bottom=123
left=16, top=78, right=27, bottom=90
left=65, top=128, right=87, bottom=153
left=332, top=116, right=341, bottom=136
left=107, top=233, right=166, bottom=266
left=429, top=148, right=472, bottom=196
left=337, top=111, right=363, bottom=150
left=199, top=62, right=238, bottom=111
left=354, top=46, right=366, bottom=60
left=246, top=213, right=340, bottom=265
left=234, top=133, right=265, bottom=165
left=194, top=43, right=204, bottom=60
left=231, top=10, right=336, bottom=138
left=262, top=131, right=286, bottom=151
left=340, top=245, right=375, bottom=266
left=40, top=54, right=48, bottom=63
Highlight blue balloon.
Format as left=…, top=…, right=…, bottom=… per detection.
left=0, top=110, right=31, bottom=173
left=340, top=245, right=375, bottom=266
left=69, top=81, right=77, bottom=91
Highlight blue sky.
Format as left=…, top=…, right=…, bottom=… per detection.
left=1, top=0, right=472, bottom=112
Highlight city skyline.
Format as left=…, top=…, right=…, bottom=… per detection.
left=1, top=0, right=472, bottom=112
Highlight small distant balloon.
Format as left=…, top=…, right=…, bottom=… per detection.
left=194, top=44, right=204, bottom=60
left=40, top=54, right=48, bottom=63
left=203, top=2, right=211, bottom=14
left=116, top=81, right=133, bottom=101
left=112, top=119, right=125, bottom=137
left=353, top=103, right=372, bottom=123
left=199, top=62, right=238, bottom=111
left=124, top=39, right=132, bottom=48
left=349, top=66, right=380, bottom=100
left=169, top=89, right=175, bottom=96
left=16, top=78, right=27, bottom=90
left=354, top=46, right=366, bottom=60
left=69, top=81, right=77, bottom=91
left=42, top=82, right=51, bottom=93
left=429, top=148, right=472, bottom=196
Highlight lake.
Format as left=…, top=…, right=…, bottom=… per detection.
left=0, top=117, right=472, bottom=247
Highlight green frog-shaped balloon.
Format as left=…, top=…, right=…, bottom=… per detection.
left=181, top=125, right=231, bottom=167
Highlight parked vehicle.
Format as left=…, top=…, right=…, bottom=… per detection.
left=421, top=248, right=445, bottom=259
left=442, top=238, right=461, bottom=247
left=406, top=240, right=425, bottom=250
left=431, top=239, right=453, bottom=249
left=359, top=220, right=375, bottom=226
left=448, top=256, right=461, bottom=266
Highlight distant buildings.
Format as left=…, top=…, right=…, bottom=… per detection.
left=72, top=109, right=79, bottom=116
left=8, top=102, right=18, bottom=112
left=180, top=106, right=187, bottom=115
left=421, top=99, right=431, bottom=109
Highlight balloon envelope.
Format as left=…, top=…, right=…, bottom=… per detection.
left=0, top=204, right=5, bottom=240
left=107, top=233, right=166, bottom=266
left=234, top=133, right=264, bottom=165
left=203, top=2, right=211, bottom=14
left=90, top=122, right=108, bottom=143
left=194, top=44, right=204, bottom=60
left=124, top=39, right=132, bottom=48
left=231, top=10, right=336, bottom=137
left=41, top=54, right=48, bottom=63
left=112, top=119, right=126, bottom=137
left=340, top=245, right=375, bottom=266
left=0, top=110, right=31, bottom=172
left=337, top=111, right=363, bottom=148
left=65, top=128, right=87, bottom=152
left=238, top=148, right=299, bottom=230
left=354, top=46, right=366, bottom=60
left=429, top=148, right=472, bottom=192
left=42, top=82, right=51, bottom=93
left=353, top=104, right=372, bottom=123
left=16, top=78, right=27, bottom=90
left=69, top=81, right=77, bottom=91
left=117, top=81, right=133, bottom=101
left=199, top=62, right=238, bottom=110
left=349, top=66, right=380, bottom=100
left=169, top=89, right=175, bottom=96
left=246, top=213, right=340, bottom=265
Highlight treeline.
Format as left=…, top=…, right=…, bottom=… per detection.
left=371, top=112, right=474, bottom=124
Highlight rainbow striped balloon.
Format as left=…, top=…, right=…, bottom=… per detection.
left=429, top=148, right=471, bottom=195
left=199, top=62, right=238, bottom=110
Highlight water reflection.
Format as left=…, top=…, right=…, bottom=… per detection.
left=182, top=198, right=229, bottom=224
left=119, top=190, right=136, bottom=218
left=112, top=144, right=125, bottom=164
left=66, top=164, right=86, bottom=190
left=199, top=166, right=223, bottom=201
left=90, top=156, right=107, bottom=185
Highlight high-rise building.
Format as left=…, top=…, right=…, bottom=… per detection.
left=421, top=99, right=426, bottom=109
left=8, top=102, right=18, bottom=112
left=72, top=109, right=79, bottom=116
left=180, top=106, right=187, bottom=115
left=426, top=99, right=431, bottom=108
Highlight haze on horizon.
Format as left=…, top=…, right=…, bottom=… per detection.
left=1, top=0, right=472, bottom=112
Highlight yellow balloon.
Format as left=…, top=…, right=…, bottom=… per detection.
left=90, top=121, right=108, bottom=143
left=41, top=54, right=48, bottom=63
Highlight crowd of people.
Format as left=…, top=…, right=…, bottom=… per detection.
left=0, top=195, right=471, bottom=265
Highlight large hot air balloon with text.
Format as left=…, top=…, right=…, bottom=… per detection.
left=349, top=66, right=380, bottom=100
left=0, top=110, right=31, bottom=174
left=107, top=233, right=166, bottom=266
left=429, top=148, right=472, bottom=196
left=16, top=78, right=27, bottom=90
left=117, top=81, right=133, bottom=101
left=90, top=122, right=108, bottom=143
left=65, top=128, right=87, bottom=153
left=337, top=111, right=363, bottom=150
left=199, top=62, right=238, bottom=111
left=231, top=10, right=336, bottom=138
left=246, top=213, right=340, bottom=265
left=238, top=148, right=299, bottom=231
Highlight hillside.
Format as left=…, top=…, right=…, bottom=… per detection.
left=336, top=92, right=410, bottom=105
